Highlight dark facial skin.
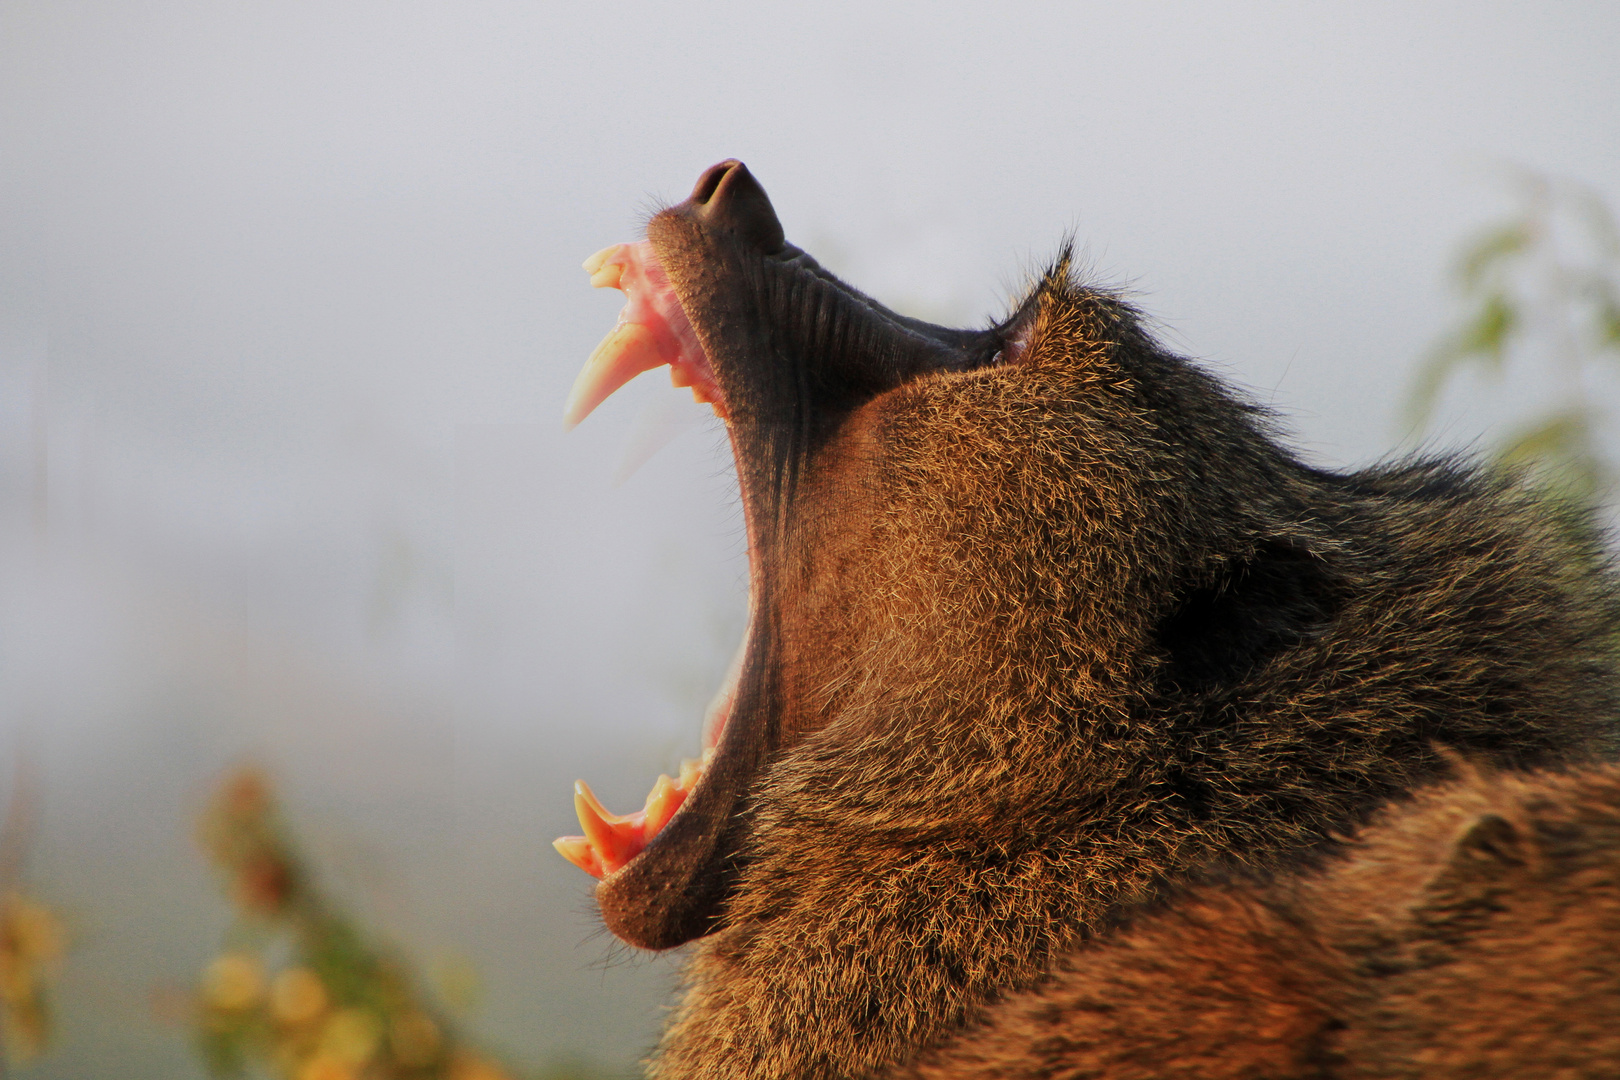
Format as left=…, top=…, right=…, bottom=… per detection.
left=577, top=162, right=1620, bottom=1080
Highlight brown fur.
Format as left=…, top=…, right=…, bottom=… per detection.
left=896, top=762, right=1620, bottom=1079
left=644, top=262, right=1620, bottom=1078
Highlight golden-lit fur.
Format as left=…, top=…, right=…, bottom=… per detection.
left=900, top=762, right=1620, bottom=1079
left=645, top=267, right=1620, bottom=1079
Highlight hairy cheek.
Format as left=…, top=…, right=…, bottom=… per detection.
left=777, top=550, right=875, bottom=736
left=775, top=438, right=888, bottom=743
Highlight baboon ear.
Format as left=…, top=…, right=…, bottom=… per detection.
left=1429, top=813, right=1528, bottom=901
left=1409, top=813, right=1527, bottom=948
left=1446, top=813, right=1526, bottom=877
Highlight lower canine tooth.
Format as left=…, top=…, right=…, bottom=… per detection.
left=555, top=747, right=724, bottom=879
left=552, top=835, right=605, bottom=878
left=573, top=780, right=643, bottom=872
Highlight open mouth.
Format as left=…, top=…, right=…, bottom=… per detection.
left=562, top=239, right=728, bottom=432
left=552, top=161, right=1030, bottom=950
left=552, top=234, right=738, bottom=881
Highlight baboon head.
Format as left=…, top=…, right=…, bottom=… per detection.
left=555, top=161, right=1618, bottom=1079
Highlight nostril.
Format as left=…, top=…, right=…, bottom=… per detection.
left=690, top=160, right=740, bottom=207
left=686, top=160, right=786, bottom=254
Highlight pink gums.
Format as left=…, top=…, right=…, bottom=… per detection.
left=619, top=243, right=715, bottom=391
left=563, top=242, right=725, bottom=429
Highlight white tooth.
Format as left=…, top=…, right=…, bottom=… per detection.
left=563, top=322, right=666, bottom=429
left=582, top=245, right=623, bottom=276
left=584, top=245, right=627, bottom=289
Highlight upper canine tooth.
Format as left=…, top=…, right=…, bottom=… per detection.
left=563, top=322, right=667, bottom=429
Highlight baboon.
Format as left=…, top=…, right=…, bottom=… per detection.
left=898, top=762, right=1620, bottom=1079
left=555, top=161, right=1620, bottom=1079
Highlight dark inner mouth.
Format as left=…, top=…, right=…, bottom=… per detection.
left=557, top=160, right=1029, bottom=950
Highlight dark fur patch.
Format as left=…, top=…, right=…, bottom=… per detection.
left=1155, top=541, right=1347, bottom=695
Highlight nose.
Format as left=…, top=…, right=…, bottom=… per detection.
left=686, top=160, right=786, bottom=254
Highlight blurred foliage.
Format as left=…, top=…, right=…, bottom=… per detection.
left=0, top=753, right=66, bottom=1070
left=191, top=768, right=529, bottom=1080
left=1407, top=168, right=1620, bottom=503
left=0, top=890, right=65, bottom=1066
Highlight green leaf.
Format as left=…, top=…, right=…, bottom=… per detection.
left=1456, top=294, right=1518, bottom=361
left=196, top=1027, right=248, bottom=1078
left=1598, top=297, right=1620, bottom=351
left=1455, top=224, right=1532, bottom=290
left=1497, top=410, right=1608, bottom=503
left=1405, top=294, right=1522, bottom=433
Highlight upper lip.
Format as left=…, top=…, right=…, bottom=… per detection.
left=561, top=160, right=1014, bottom=950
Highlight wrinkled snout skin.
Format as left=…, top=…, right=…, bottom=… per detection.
left=575, top=163, right=1620, bottom=1080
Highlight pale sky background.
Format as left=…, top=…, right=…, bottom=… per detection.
left=2, top=2, right=1618, bottom=1076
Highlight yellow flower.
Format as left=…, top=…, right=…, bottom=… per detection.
left=317, top=1007, right=380, bottom=1065
left=270, top=967, right=328, bottom=1026
left=202, top=951, right=265, bottom=1012
left=0, top=956, right=34, bottom=1004
left=2, top=894, right=64, bottom=965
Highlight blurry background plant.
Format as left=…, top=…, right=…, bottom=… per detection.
left=0, top=890, right=65, bottom=1071
left=192, top=768, right=523, bottom=1080
left=0, top=757, right=66, bottom=1071
left=1406, top=168, right=1620, bottom=503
